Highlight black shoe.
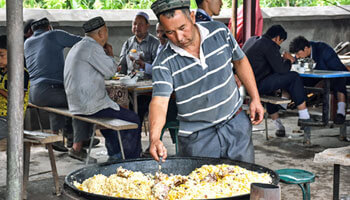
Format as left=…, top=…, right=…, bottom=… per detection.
left=275, top=129, right=286, bottom=137
left=68, top=148, right=97, bottom=163
left=83, top=138, right=100, bottom=148
left=334, top=114, right=345, bottom=125
left=297, top=118, right=318, bottom=126
left=52, top=141, right=68, bottom=152
left=66, top=140, right=73, bottom=148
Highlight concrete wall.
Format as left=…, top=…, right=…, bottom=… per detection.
left=0, top=6, right=349, bottom=56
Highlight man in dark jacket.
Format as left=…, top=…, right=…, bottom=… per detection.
left=243, top=25, right=312, bottom=137
left=289, top=36, right=347, bottom=124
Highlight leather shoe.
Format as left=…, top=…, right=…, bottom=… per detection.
left=334, top=114, right=345, bottom=125
left=68, top=148, right=97, bottom=163
left=52, top=141, right=68, bottom=152
left=83, top=138, right=100, bottom=148
left=275, top=129, right=286, bottom=137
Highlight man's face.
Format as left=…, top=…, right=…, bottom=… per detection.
left=156, top=24, right=167, bottom=45
left=100, top=25, right=109, bottom=46
left=295, top=47, right=310, bottom=59
left=208, top=0, right=223, bottom=16
left=0, top=49, right=7, bottom=69
left=132, top=16, right=149, bottom=39
left=160, top=10, right=196, bottom=49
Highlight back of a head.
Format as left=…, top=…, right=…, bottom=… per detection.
left=289, top=36, right=310, bottom=53
left=264, top=25, right=287, bottom=41
left=0, top=35, right=7, bottom=50
left=24, top=19, right=35, bottom=34
left=195, top=0, right=204, bottom=7
left=31, top=17, right=50, bottom=32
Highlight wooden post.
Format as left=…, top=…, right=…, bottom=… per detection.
left=231, top=0, right=238, bottom=37
left=250, top=183, right=281, bottom=200
left=243, top=0, right=256, bottom=43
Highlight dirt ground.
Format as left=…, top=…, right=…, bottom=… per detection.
left=0, top=114, right=349, bottom=200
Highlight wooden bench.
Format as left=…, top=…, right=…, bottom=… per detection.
left=27, top=103, right=138, bottom=165
left=23, top=130, right=62, bottom=198
left=246, top=95, right=291, bottom=140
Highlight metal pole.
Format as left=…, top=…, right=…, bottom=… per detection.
left=6, top=0, right=24, bottom=199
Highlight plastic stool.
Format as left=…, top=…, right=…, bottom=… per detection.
left=160, top=120, right=179, bottom=154
left=276, top=169, right=315, bottom=200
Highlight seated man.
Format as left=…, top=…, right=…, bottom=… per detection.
left=195, top=0, right=223, bottom=22
left=243, top=25, right=312, bottom=137
left=118, top=12, right=159, bottom=75
left=64, top=17, right=142, bottom=161
left=289, top=36, right=348, bottom=124
left=0, top=35, right=30, bottom=140
left=118, top=12, right=159, bottom=126
left=24, top=17, right=83, bottom=151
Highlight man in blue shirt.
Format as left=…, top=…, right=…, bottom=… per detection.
left=24, top=18, right=91, bottom=151
left=289, top=36, right=347, bottom=124
left=149, top=0, right=264, bottom=163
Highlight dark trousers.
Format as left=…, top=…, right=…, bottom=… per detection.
left=90, top=107, right=142, bottom=159
left=29, top=83, right=73, bottom=135
left=303, top=77, right=347, bottom=97
left=135, top=95, right=152, bottom=124
left=257, top=72, right=307, bottom=114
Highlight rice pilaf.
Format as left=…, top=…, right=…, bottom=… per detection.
left=74, top=164, right=272, bottom=199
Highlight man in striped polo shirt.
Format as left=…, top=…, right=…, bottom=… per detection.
left=149, top=0, right=264, bottom=163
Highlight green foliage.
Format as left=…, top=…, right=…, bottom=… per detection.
left=13, top=0, right=350, bottom=9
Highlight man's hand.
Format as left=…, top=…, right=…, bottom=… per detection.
left=234, top=74, right=242, bottom=88
left=104, top=43, right=113, bottom=57
left=282, top=52, right=295, bottom=63
left=134, top=59, right=145, bottom=70
left=149, top=139, right=167, bottom=162
left=249, top=99, right=264, bottom=125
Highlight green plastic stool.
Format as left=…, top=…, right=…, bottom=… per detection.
left=160, top=121, right=179, bottom=155
left=276, top=169, right=315, bottom=200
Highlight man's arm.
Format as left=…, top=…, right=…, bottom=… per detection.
left=234, top=56, right=264, bottom=124
left=149, top=96, right=170, bottom=161
left=54, top=30, right=82, bottom=47
left=118, top=40, right=130, bottom=74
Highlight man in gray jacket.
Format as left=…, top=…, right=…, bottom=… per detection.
left=64, top=17, right=142, bottom=161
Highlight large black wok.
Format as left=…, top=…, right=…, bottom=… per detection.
left=64, top=157, right=279, bottom=200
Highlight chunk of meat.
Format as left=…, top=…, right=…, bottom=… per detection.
left=202, top=172, right=217, bottom=183
left=152, top=182, right=170, bottom=200
left=116, top=166, right=132, bottom=178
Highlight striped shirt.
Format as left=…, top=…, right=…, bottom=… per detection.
left=152, top=21, right=245, bottom=135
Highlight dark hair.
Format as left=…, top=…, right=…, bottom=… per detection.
left=196, top=0, right=204, bottom=6
left=289, top=36, right=310, bottom=53
left=158, top=8, right=191, bottom=21
left=0, top=35, right=7, bottom=50
left=24, top=19, right=35, bottom=34
left=264, top=25, right=287, bottom=41
left=31, top=18, right=50, bottom=31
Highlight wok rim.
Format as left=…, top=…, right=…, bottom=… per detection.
left=64, top=157, right=280, bottom=200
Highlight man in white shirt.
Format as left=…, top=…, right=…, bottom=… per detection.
left=64, top=17, right=142, bottom=162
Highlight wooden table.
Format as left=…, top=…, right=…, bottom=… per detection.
left=314, top=146, right=350, bottom=200
left=105, top=79, right=153, bottom=114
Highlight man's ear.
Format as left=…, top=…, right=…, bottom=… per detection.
left=190, top=11, right=196, bottom=24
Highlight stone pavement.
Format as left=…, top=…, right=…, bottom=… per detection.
left=0, top=114, right=349, bottom=200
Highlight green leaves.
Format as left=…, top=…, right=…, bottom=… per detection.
left=15, top=0, right=350, bottom=9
